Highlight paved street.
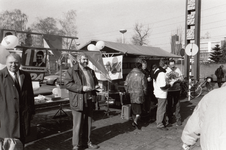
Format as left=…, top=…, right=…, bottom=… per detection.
left=24, top=92, right=209, bottom=150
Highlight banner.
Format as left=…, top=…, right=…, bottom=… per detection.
left=68, top=52, right=111, bottom=82
left=92, top=55, right=123, bottom=81
left=43, top=35, right=62, bottom=60
left=21, top=49, right=47, bottom=81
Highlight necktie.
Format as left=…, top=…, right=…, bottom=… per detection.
left=14, top=73, right=20, bottom=91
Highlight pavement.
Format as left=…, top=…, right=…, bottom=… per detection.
left=24, top=85, right=219, bottom=150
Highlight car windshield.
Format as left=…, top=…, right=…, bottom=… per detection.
left=55, top=70, right=66, bottom=76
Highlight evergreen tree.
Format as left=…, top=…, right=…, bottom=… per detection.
left=209, top=44, right=222, bottom=63
left=220, top=42, right=226, bottom=63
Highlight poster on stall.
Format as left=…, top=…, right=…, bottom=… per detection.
left=21, top=49, right=47, bottom=81
left=89, top=55, right=123, bottom=81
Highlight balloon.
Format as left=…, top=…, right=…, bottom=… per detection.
left=1, top=35, right=19, bottom=49
left=87, top=44, right=97, bottom=51
left=0, top=44, right=10, bottom=64
left=96, top=41, right=105, bottom=50
left=0, top=64, right=6, bottom=70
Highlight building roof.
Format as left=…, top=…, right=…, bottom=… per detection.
left=79, top=40, right=181, bottom=58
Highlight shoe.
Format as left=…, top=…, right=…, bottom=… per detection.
left=72, top=146, right=82, bottom=150
left=132, top=121, right=141, bottom=130
left=87, top=142, right=99, bottom=149
left=157, top=127, right=168, bottom=131
left=148, top=118, right=155, bottom=123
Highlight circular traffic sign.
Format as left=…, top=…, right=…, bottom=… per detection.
left=185, top=43, right=199, bottom=56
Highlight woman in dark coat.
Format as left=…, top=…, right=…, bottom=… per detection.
left=124, top=61, right=147, bottom=128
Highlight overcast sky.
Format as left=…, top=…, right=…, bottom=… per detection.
left=1, top=0, right=226, bottom=52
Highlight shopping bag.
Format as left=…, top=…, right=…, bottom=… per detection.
left=0, top=138, right=23, bottom=150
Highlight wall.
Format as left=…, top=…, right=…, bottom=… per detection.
left=176, top=63, right=226, bottom=81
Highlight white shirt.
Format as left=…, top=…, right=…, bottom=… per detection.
left=8, top=70, right=21, bottom=88
left=165, top=67, right=183, bottom=81
left=153, top=68, right=167, bottom=99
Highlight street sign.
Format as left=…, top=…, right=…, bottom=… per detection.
left=185, top=43, right=198, bottom=56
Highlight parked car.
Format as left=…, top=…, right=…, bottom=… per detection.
left=43, top=70, right=67, bottom=85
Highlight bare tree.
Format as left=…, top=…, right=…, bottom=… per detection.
left=0, top=9, right=28, bottom=31
left=31, top=17, right=63, bottom=35
left=58, top=10, right=78, bottom=49
left=200, top=32, right=211, bottom=39
left=131, top=23, right=151, bottom=46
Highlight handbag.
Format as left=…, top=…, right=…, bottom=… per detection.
left=0, top=138, right=23, bottom=150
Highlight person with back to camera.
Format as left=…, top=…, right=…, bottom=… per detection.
left=124, top=59, right=147, bottom=129
left=215, top=65, right=224, bottom=87
left=64, top=52, right=100, bottom=150
left=181, top=84, right=226, bottom=150
left=140, top=59, right=152, bottom=117
left=152, top=63, right=175, bottom=130
left=0, top=53, right=35, bottom=148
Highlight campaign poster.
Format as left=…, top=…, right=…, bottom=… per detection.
left=21, top=49, right=47, bottom=81
left=90, top=55, right=123, bottom=81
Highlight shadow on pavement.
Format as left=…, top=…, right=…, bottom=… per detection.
left=26, top=107, right=122, bottom=143
left=91, top=120, right=136, bottom=145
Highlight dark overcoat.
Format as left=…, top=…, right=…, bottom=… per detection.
left=0, top=67, right=35, bottom=140
left=124, top=68, right=147, bottom=104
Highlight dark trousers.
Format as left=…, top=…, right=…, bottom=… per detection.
left=72, top=101, right=93, bottom=147
left=217, top=78, right=222, bottom=87
left=167, top=91, right=181, bottom=123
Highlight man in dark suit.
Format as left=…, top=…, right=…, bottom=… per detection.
left=32, top=51, right=46, bottom=67
left=64, top=52, right=100, bottom=150
left=0, top=53, right=35, bottom=147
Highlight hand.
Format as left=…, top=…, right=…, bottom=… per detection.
left=83, top=86, right=92, bottom=92
left=182, top=143, right=190, bottom=150
left=147, top=77, right=151, bottom=82
left=169, top=79, right=176, bottom=86
left=95, top=85, right=100, bottom=89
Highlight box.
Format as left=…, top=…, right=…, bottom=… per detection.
left=52, top=87, right=69, bottom=98
left=121, top=104, right=131, bottom=120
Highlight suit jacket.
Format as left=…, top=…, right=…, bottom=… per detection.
left=32, top=62, right=46, bottom=67
left=64, top=63, right=98, bottom=112
left=0, top=67, right=35, bottom=139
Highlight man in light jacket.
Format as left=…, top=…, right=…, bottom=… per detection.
left=181, top=86, right=226, bottom=150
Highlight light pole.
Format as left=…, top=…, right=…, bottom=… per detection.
left=119, top=29, right=127, bottom=43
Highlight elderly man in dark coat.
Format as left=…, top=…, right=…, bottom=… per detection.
left=0, top=53, right=35, bottom=146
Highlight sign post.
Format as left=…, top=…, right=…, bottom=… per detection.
left=184, top=0, right=201, bottom=81
left=185, top=43, right=198, bottom=101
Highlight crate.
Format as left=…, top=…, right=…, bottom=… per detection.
left=121, top=104, right=131, bottom=120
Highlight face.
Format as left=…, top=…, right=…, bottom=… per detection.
left=142, top=63, right=147, bottom=70
left=79, top=55, right=88, bottom=67
left=169, top=61, right=175, bottom=69
left=36, top=54, right=43, bottom=63
left=6, top=55, right=21, bottom=73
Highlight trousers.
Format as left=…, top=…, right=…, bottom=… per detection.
left=167, top=91, right=181, bottom=122
left=72, top=100, right=93, bottom=147
left=156, top=98, right=167, bottom=128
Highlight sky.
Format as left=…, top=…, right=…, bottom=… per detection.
left=1, top=0, right=226, bottom=52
